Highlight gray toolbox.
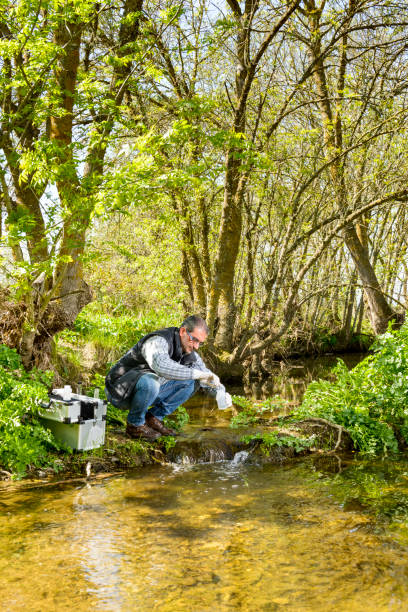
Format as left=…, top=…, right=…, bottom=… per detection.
left=39, top=391, right=107, bottom=424
left=39, top=387, right=107, bottom=450
left=41, top=417, right=106, bottom=451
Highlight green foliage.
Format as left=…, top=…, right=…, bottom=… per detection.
left=0, top=345, right=22, bottom=370
left=163, top=405, right=189, bottom=432
left=240, top=431, right=313, bottom=456
left=0, top=345, right=67, bottom=479
left=89, top=373, right=107, bottom=399
left=57, top=305, right=181, bottom=356
left=230, top=395, right=289, bottom=428
left=105, top=405, right=127, bottom=427
left=2, top=0, right=408, bottom=382
left=161, top=435, right=177, bottom=452
left=293, top=323, right=408, bottom=454
left=85, top=209, right=187, bottom=315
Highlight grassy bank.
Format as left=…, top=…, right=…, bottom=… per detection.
left=0, top=341, right=184, bottom=480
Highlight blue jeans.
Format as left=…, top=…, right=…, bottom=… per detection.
left=126, top=374, right=195, bottom=426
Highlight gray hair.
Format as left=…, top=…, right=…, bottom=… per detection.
left=180, top=315, right=209, bottom=334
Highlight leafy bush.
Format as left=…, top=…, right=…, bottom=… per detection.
left=0, top=345, right=22, bottom=370
left=0, top=345, right=67, bottom=478
left=293, top=322, right=408, bottom=454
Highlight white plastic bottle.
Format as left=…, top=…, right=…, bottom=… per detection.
left=216, top=388, right=228, bottom=410
left=63, top=385, right=72, bottom=401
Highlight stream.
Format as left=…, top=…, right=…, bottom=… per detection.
left=2, top=353, right=408, bottom=611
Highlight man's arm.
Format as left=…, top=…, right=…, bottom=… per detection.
left=142, top=336, right=207, bottom=381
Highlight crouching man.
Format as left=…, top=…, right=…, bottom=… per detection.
left=105, top=315, right=232, bottom=441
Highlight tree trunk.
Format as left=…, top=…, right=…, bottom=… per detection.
left=305, top=0, right=396, bottom=335
left=208, top=166, right=245, bottom=348
left=343, top=224, right=394, bottom=333
left=208, top=0, right=300, bottom=349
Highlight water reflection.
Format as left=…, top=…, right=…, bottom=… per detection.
left=245, top=353, right=365, bottom=404
left=307, top=455, right=408, bottom=541
left=73, top=484, right=125, bottom=610
left=2, top=458, right=408, bottom=611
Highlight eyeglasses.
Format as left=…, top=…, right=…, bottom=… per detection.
left=186, top=330, right=204, bottom=347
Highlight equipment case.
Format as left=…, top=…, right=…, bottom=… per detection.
left=39, top=393, right=107, bottom=423
left=39, top=417, right=106, bottom=451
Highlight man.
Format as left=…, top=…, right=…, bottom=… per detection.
left=105, top=315, right=232, bottom=440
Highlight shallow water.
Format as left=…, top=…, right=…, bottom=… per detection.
left=2, top=456, right=408, bottom=611
left=243, top=352, right=366, bottom=403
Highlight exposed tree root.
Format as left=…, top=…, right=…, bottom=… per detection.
left=0, top=289, right=26, bottom=349
left=291, top=417, right=352, bottom=452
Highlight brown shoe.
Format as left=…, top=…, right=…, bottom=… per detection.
left=126, top=422, right=162, bottom=441
left=145, top=413, right=178, bottom=436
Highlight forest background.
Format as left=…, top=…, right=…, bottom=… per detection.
left=1, top=0, right=408, bottom=384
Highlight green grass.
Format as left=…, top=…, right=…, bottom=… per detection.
left=58, top=305, right=182, bottom=353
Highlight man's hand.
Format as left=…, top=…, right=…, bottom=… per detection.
left=206, top=372, right=220, bottom=387
left=194, top=370, right=221, bottom=388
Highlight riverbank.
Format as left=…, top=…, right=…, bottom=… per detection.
left=0, top=395, right=354, bottom=483
left=3, top=320, right=408, bottom=481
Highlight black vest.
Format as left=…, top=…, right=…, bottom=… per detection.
left=105, top=327, right=197, bottom=406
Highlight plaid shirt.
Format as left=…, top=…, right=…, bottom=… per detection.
left=141, top=335, right=223, bottom=394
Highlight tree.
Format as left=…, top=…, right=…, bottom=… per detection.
left=294, top=0, right=408, bottom=333
left=0, top=0, right=144, bottom=366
